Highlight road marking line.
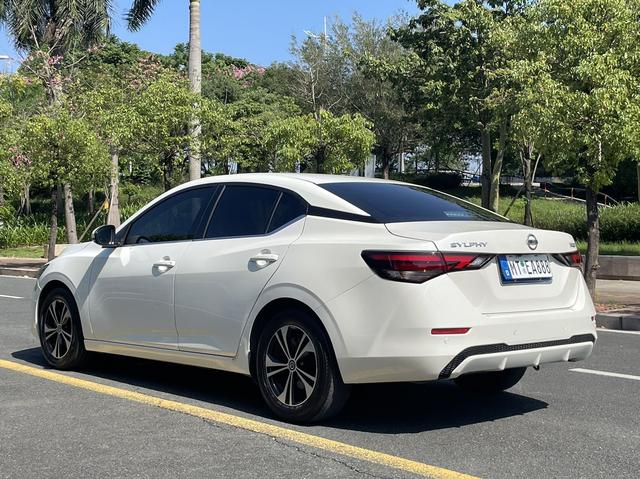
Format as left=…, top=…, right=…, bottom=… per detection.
left=570, top=367, right=640, bottom=382
left=0, top=359, right=478, bottom=479
left=0, top=294, right=23, bottom=299
left=0, top=275, right=36, bottom=280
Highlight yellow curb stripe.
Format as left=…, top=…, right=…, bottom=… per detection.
left=0, top=359, right=479, bottom=479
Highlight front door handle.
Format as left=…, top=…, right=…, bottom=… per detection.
left=153, top=257, right=176, bottom=272
left=250, top=252, right=279, bottom=268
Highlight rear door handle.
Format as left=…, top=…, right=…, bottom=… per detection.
left=153, top=257, right=176, bottom=272
left=250, top=252, right=279, bottom=267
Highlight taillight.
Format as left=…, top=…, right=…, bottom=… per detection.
left=557, top=251, right=582, bottom=268
left=361, top=251, right=492, bottom=283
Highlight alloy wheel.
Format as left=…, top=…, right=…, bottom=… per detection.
left=265, top=325, right=317, bottom=407
left=42, top=299, right=73, bottom=359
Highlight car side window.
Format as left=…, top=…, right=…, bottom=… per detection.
left=125, top=187, right=215, bottom=245
left=205, top=185, right=280, bottom=238
left=267, top=192, right=307, bottom=232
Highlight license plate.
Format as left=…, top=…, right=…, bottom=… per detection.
left=498, top=254, right=552, bottom=282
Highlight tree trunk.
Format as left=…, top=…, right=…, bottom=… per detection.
left=523, top=158, right=533, bottom=227
left=63, top=183, right=78, bottom=244
left=56, top=183, right=64, bottom=214
left=107, top=149, right=121, bottom=227
left=48, top=187, right=59, bottom=261
left=188, top=0, right=202, bottom=181
left=489, top=120, right=507, bottom=213
left=480, top=127, right=492, bottom=209
left=584, top=185, right=600, bottom=298
left=315, top=147, right=326, bottom=174
left=88, top=188, right=95, bottom=214
left=18, top=184, right=31, bottom=215
left=382, top=151, right=391, bottom=179
left=24, top=184, right=31, bottom=215
left=520, top=142, right=535, bottom=227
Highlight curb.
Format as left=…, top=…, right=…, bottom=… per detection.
left=596, top=313, right=640, bottom=332
left=0, top=267, right=40, bottom=278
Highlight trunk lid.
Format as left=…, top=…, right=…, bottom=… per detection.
left=385, top=221, right=576, bottom=255
left=385, top=221, right=582, bottom=314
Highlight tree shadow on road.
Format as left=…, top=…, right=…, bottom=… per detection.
left=12, top=347, right=547, bottom=434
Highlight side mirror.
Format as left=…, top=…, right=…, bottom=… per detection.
left=92, top=225, right=117, bottom=247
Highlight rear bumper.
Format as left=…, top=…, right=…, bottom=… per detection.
left=337, top=334, right=596, bottom=383
left=328, top=268, right=597, bottom=384
left=439, top=333, right=595, bottom=379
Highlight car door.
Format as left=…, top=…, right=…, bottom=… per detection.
left=88, top=186, right=218, bottom=349
left=174, top=184, right=307, bottom=356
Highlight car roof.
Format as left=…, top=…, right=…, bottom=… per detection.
left=119, top=173, right=391, bottom=230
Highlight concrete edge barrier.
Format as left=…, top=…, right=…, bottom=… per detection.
left=595, top=255, right=640, bottom=281
left=596, top=313, right=640, bottom=332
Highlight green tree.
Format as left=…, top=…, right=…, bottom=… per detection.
left=69, top=38, right=152, bottom=222
left=0, top=99, right=16, bottom=208
left=22, top=110, right=109, bottom=260
left=0, top=74, right=45, bottom=214
left=128, top=0, right=203, bottom=181
left=334, top=14, right=420, bottom=179
left=0, top=0, right=117, bottom=244
left=132, top=71, right=197, bottom=190
left=227, top=89, right=302, bottom=172
left=264, top=109, right=375, bottom=174
left=307, top=109, right=375, bottom=174
left=200, top=97, right=238, bottom=174
left=394, top=0, right=528, bottom=211
left=514, top=0, right=640, bottom=294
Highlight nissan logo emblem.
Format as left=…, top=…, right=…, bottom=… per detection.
left=527, top=234, right=538, bottom=250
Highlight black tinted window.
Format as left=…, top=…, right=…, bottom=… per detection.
left=126, top=187, right=214, bottom=244
left=268, top=193, right=307, bottom=232
left=321, top=182, right=505, bottom=223
left=206, top=185, right=280, bottom=238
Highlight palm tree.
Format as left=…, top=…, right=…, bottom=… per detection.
left=128, top=0, right=202, bottom=181
left=0, top=0, right=115, bottom=256
left=0, top=0, right=114, bottom=102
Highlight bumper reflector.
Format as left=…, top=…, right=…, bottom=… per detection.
left=431, top=328, right=470, bottom=335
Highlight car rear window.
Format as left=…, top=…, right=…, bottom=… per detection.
left=320, top=182, right=506, bottom=223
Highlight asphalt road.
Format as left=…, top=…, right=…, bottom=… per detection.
left=1, top=276, right=639, bottom=479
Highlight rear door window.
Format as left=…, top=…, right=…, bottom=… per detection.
left=205, top=185, right=280, bottom=238
left=320, top=182, right=506, bottom=223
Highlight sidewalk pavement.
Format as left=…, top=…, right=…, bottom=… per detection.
left=0, top=257, right=639, bottom=330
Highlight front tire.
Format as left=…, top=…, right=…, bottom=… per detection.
left=38, top=287, right=88, bottom=370
left=255, top=309, right=349, bottom=423
left=454, top=367, right=526, bottom=393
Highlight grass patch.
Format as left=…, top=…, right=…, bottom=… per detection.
left=576, top=241, right=640, bottom=256
left=0, top=245, right=44, bottom=258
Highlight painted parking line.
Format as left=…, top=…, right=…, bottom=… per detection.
left=0, top=294, right=24, bottom=299
left=0, top=359, right=478, bottom=479
left=570, top=368, right=640, bottom=382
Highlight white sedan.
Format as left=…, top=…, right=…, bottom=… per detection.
left=34, top=174, right=596, bottom=422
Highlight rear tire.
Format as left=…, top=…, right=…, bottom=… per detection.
left=454, top=367, right=526, bottom=393
left=255, top=308, right=350, bottom=423
left=38, top=287, right=88, bottom=370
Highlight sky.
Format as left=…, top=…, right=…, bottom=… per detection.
left=0, top=0, right=419, bottom=71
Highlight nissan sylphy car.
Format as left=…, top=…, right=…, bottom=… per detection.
left=34, top=174, right=596, bottom=422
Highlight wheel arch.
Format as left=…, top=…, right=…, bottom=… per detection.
left=37, top=275, right=87, bottom=337
left=245, top=294, right=346, bottom=381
